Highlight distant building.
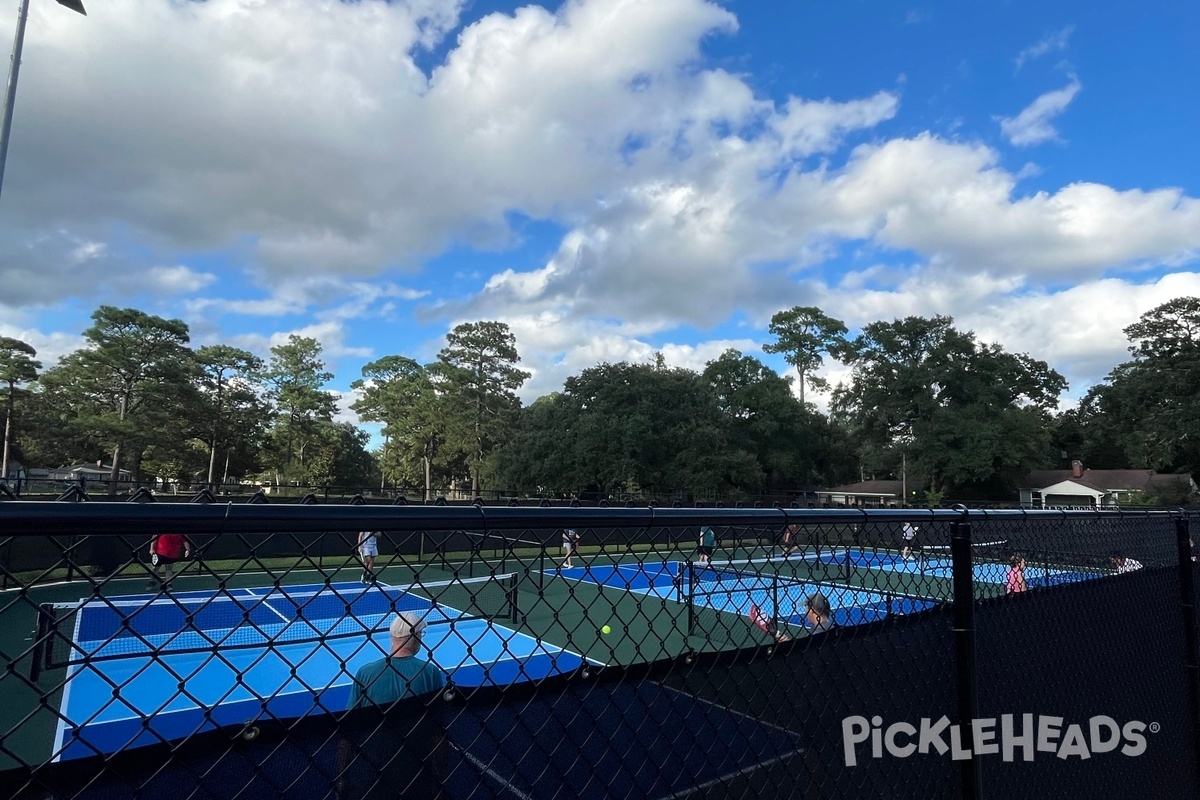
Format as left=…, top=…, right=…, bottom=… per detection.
left=47, top=462, right=133, bottom=482
left=815, top=479, right=926, bottom=508
left=1020, top=461, right=1196, bottom=508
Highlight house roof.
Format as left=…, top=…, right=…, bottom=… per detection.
left=1026, top=469, right=1192, bottom=492
left=818, top=479, right=926, bottom=496
left=1148, top=473, right=1194, bottom=490
left=53, top=463, right=131, bottom=476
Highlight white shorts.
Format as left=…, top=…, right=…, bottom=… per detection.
left=359, top=539, right=379, bottom=558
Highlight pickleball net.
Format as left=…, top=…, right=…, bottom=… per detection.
left=36, top=573, right=519, bottom=671
left=684, top=559, right=941, bottom=636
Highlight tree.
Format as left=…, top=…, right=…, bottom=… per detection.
left=195, top=345, right=267, bottom=488
left=762, top=306, right=849, bottom=405
left=1124, top=297, right=1200, bottom=360
left=832, top=315, right=1066, bottom=496
left=0, top=337, right=41, bottom=482
left=435, top=322, right=530, bottom=495
left=42, top=307, right=193, bottom=489
left=303, top=421, right=377, bottom=488
left=263, top=336, right=337, bottom=483
left=701, top=348, right=859, bottom=491
left=703, top=349, right=803, bottom=489
left=1070, top=297, right=1200, bottom=473
left=352, top=356, right=449, bottom=500
left=493, top=361, right=756, bottom=498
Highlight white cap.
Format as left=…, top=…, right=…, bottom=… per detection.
left=389, top=610, right=427, bottom=641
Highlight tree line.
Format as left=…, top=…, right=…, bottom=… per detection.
left=1, top=299, right=1198, bottom=503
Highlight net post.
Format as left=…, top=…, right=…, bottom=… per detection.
left=771, top=576, right=779, bottom=632
left=468, top=531, right=477, bottom=580
left=508, top=572, right=520, bottom=625
left=539, top=542, right=545, bottom=597
left=1174, top=515, right=1200, bottom=786
left=950, top=516, right=982, bottom=800
left=686, top=561, right=695, bottom=637
left=30, top=604, right=50, bottom=682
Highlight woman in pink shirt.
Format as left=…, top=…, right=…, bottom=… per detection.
left=1006, top=554, right=1027, bottom=594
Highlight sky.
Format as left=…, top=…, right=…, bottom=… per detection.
left=2, top=0, right=1199, bottom=433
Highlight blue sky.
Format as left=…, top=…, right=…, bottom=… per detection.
left=2, top=0, right=1199, bottom=432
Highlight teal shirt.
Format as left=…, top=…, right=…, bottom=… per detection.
left=701, top=527, right=716, bottom=548
left=349, top=655, right=446, bottom=709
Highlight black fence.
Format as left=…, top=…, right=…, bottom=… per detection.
left=1, top=497, right=1198, bottom=799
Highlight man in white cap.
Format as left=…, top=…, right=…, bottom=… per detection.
left=348, top=610, right=446, bottom=709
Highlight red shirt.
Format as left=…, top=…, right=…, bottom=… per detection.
left=153, top=534, right=188, bottom=559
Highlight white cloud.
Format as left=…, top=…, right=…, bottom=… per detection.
left=331, top=388, right=365, bottom=427
left=823, top=134, right=1200, bottom=277
left=186, top=278, right=428, bottom=321
left=0, top=324, right=84, bottom=369
left=109, top=265, right=217, bottom=296
left=1, top=0, right=746, bottom=302
left=2, top=0, right=1198, bottom=417
left=998, top=78, right=1082, bottom=146
left=457, top=130, right=1200, bottom=351
left=770, top=91, right=899, bottom=159
left=228, top=320, right=373, bottom=365
left=1015, top=25, right=1074, bottom=72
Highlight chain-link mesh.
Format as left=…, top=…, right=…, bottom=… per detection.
left=2, top=499, right=1199, bottom=799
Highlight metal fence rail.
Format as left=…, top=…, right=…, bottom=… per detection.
left=2, top=498, right=1198, bottom=799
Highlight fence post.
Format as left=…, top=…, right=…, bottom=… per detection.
left=950, top=518, right=982, bottom=800
left=1175, top=516, right=1200, bottom=790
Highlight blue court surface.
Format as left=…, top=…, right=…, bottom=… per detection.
left=812, top=549, right=1106, bottom=586
left=50, top=580, right=591, bottom=762
left=558, top=561, right=938, bottom=631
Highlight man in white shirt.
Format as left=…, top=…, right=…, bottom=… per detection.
left=1110, top=551, right=1143, bottom=574
left=358, top=531, right=380, bottom=584
left=900, top=522, right=919, bottom=560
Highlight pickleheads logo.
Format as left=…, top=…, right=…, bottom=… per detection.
left=842, top=715, right=1155, bottom=766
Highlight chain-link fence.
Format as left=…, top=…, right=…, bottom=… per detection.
left=2, top=496, right=1198, bottom=799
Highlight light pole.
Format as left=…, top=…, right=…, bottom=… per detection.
left=0, top=0, right=85, bottom=203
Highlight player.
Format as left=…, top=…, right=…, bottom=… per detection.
left=697, top=526, right=716, bottom=565
left=561, top=528, right=579, bottom=569
left=340, top=612, right=448, bottom=799
left=1110, top=551, right=1143, bottom=574
left=147, top=533, right=191, bottom=590
left=781, top=523, right=801, bottom=556
left=348, top=612, right=445, bottom=708
left=358, top=531, right=380, bottom=584
left=900, top=522, right=919, bottom=560
left=1006, top=554, right=1027, bottom=594
left=756, top=591, right=836, bottom=642
left=804, top=592, right=836, bottom=635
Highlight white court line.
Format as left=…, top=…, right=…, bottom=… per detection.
left=656, top=681, right=803, bottom=740
left=453, top=744, right=537, bottom=800
left=453, top=685, right=802, bottom=800
left=655, top=749, right=802, bottom=800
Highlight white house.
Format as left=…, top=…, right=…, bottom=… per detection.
left=815, top=479, right=925, bottom=508
left=1020, top=461, right=1196, bottom=508
left=47, top=462, right=133, bottom=482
